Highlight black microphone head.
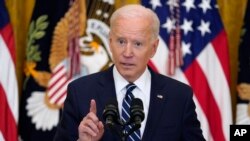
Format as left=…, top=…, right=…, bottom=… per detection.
left=130, top=98, right=145, bottom=127
left=102, top=99, right=119, bottom=127
left=105, top=99, right=118, bottom=109
left=131, top=98, right=143, bottom=110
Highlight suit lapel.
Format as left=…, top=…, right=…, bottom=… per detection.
left=96, top=66, right=117, bottom=111
left=96, top=66, right=121, bottom=141
left=142, top=70, right=167, bottom=141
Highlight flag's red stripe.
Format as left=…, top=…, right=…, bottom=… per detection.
left=0, top=24, right=15, bottom=63
left=184, top=60, right=225, bottom=141
left=49, top=76, right=68, bottom=99
left=148, top=60, right=159, bottom=73
left=48, top=71, right=66, bottom=90
left=0, top=84, right=18, bottom=141
left=55, top=90, right=67, bottom=104
left=51, top=65, right=64, bottom=78
left=211, top=30, right=230, bottom=84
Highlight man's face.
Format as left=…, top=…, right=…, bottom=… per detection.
left=109, top=17, right=158, bottom=82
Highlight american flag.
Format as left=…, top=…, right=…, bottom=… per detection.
left=0, top=0, right=18, bottom=140
left=142, top=0, right=232, bottom=141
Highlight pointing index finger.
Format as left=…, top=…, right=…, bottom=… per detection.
left=90, top=99, right=97, bottom=114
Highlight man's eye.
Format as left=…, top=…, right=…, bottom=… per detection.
left=118, top=39, right=126, bottom=45
left=135, top=42, right=142, bottom=47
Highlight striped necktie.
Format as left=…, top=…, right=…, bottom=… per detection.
left=121, top=83, right=141, bottom=141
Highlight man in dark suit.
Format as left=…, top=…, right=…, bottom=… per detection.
left=54, top=4, right=205, bottom=141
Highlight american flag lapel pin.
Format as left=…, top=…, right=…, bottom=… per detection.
left=157, top=94, right=163, bottom=99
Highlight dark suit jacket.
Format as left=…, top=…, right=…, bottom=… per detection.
left=54, top=66, right=205, bottom=141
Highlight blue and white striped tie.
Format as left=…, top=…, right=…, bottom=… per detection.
left=121, top=83, right=141, bottom=141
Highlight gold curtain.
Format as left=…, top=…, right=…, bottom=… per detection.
left=115, top=0, right=140, bottom=8
left=217, top=0, right=248, bottom=122
left=5, top=0, right=248, bottom=123
left=5, top=0, right=35, bottom=96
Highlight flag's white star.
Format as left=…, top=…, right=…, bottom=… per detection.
left=182, top=0, right=196, bottom=12
left=162, top=18, right=175, bottom=33
left=198, top=0, right=212, bottom=14
left=182, top=41, right=192, bottom=57
left=198, top=20, right=211, bottom=36
left=149, top=0, right=162, bottom=10
left=181, top=19, right=193, bottom=35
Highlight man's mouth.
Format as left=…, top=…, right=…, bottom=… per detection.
left=121, top=62, right=134, bottom=67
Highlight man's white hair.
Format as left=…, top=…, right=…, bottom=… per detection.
left=110, top=4, right=160, bottom=40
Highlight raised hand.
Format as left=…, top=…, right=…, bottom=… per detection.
left=78, top=99, right=104, bottom=141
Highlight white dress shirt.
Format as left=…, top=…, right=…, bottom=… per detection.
left=113, top=66, right=151, bottom=136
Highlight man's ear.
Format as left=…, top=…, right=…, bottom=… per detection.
left=151, top=38, right=159, bottom=58
left=108, top=32, right=111, bottom=42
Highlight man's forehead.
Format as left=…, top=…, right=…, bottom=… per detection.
left=111, top=28, right=150, bottom=39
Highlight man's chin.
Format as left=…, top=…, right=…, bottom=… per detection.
left=119, top=70, right=134, bottom=80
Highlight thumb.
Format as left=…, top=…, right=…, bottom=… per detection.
left=89, top=99, right=97, bottom=114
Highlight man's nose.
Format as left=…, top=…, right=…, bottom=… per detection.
left=123, top=44, right=133, bottom=57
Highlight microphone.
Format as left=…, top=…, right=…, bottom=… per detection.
left=102, top=99, right=119, bottom=128
left=130, top=98, right=145, bottom=129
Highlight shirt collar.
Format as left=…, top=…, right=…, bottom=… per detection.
left=113, top=66, right=151, bottom=94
